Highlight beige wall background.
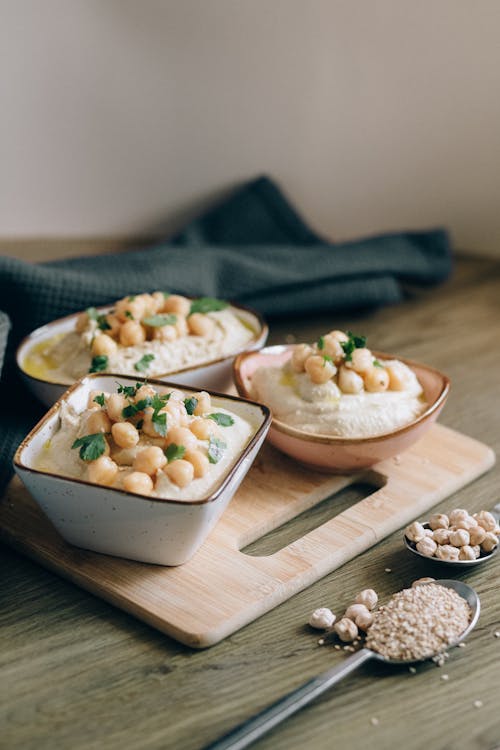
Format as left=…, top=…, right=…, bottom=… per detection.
left=1, top=0, right=500, bottom=254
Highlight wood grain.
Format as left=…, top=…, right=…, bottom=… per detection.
left=1, top=252, right=500, bottom=750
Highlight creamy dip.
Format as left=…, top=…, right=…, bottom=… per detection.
left=252, top=358, right=426, bottom=438
left=24, top=304, right=256, bottom=384
left=37, top=385, right=255, bottom=501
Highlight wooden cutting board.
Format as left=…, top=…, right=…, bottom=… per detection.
left=1, top=424, right=494, bottom=648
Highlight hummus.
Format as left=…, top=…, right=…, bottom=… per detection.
left=24, top=293, right=256, bottom=384
left=37, top=383, right=255, bottom=501
left=251, top=330, right=427, bottom=438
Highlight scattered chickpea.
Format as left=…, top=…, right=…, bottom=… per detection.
left=355, top=589, right=378, bottom=610
left=184, top=450, right=210, bottom=478
left=187, top=313, right=215, bottom=337
left=459, top=545, right=477, bottom=561
left=106, top=393, right=129, bottom=422
left=165, top=426, right=198, bottom=452
left=91, top=333, right=117, bottom=358
left=435, top=544, right=460, bottom=562
left=164, top=459, right=194, bottom=488
left=481, top=532, right=498, bottom=553
left=152, top=325, right=178, bottom=342
left=416, top=537, right=438, bottom=557
left=429, top=513, right=449, bottom=531
left=105, top=314, right=122, bottom=340
left=364, top=367, right=390, bottom=393
left=355, top=611, right=374, bottom=632
left=291, top=344, right=315, bottom=373
left=87, top=390, right=107, bottom=410
left=133, top=446, right=167, bottom=476
left=449, top=529, right=470, bottom=548
left=193, top=392, right=211, bottom=416
left=432, top=528, right=451, bottom=545
left=190, top=417, right=212, bottom=440
left=119, top=320, right=146, bottom=347
left=86, top=410, right=112, bottom=434
left=334, top=618, right=359, bottom=643
left=87, top=456, right=118, bottom=486
left=115, top=296, right=147, bottom=323
left=321, top=334, right=344, bottom=363
left=345, top=603, right=371, bottom=623
left=448, top=509, right=469, bottom=526
left=304, top=355, right=337, bottom=385
left=346, top=347, right=373, bottom=375
left=163, top=294, right=191, bottom=317
left=469, top=526, right=486, bottom=546
left=337, top=366, right=364, bottom=394
left=474, top=511, right=497, bottom=532
left=405, top=521, right=427, bottom=543
left=385, top=362, right=410, bottom=391
left=75, top=311, right=90, bottom=333
left=175, top=316, right=189, bottom=338
left=309, top=607, right=336, bottom=630
left=111, top=421, right=140, bottom=449
left=123, top=471, right=154, bottom=496
left=134, top=384, right=156, bottom=402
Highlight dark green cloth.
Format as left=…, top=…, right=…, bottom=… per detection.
left=0, top=176, right=452, bottom=490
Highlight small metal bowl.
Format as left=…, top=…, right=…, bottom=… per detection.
left=404, top=521, right=499, bottom=568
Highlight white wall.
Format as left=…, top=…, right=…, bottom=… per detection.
left=2, top=0, right=500, bottom=254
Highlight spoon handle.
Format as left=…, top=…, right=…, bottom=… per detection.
left=202, top=648, right=373, bottom=750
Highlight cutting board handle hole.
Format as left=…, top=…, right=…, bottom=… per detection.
left=241, top=475, right=384, bottom=557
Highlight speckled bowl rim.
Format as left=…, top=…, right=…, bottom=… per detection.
left=14, top=373, right=272, bottom=507
left=16, top=299, right=269, bottom=388
left=233, top=344, right=450, bottom=445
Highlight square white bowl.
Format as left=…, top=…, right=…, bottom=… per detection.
left=14, top=374, right=271, bottom=566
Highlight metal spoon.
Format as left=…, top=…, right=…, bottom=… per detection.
left=404, top=507, right=500, bottom=567
left=202, top=580, right=479, bottom=750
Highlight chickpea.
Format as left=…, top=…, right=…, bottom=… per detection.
left=471, top=544, right=481, bottom=558
left=193, top=392, right=211, bottom=416
left=290, top=344, right=314, bottom=373
left=474, top=510, right=497, bottom=532
left=337, top=366, right=364, bottom=394
left=423, top=528, right=434, bottom=538
left=75, top=311, right=90, bottom=333
left=91, top=333, right=118, bottom=358
left=123, top=471, right=154, bottom=496
left=346, top=348, right=373, bottom=375
left=309, top=607, right=336, bottom=629
left=416, top=537, right=438, bottom=557
left=134, top=384, right=156, bottom=402
left=184, top=450, right=210, bottom=478
left=322, top=334, right=344, bottom=363
left=163, top=294, right=191, bottom=317
left=327, top=330, right=349, bottom=344
left=111, top=421, right=139, bottom=449
left=386, top=362, right=411, bottom=391
left=133, top=446, right=167, bottom=476
left=304, top=355, right=337, bottom=385
left=405, top=521, right=426, bottom=543
left=151, top=291, right=167, bottom=312
left=355, top=589, right=378, bottom=610
left=87, top=390, right=107, bottom=410
left=165, top=459, right=194, bottom=488
left=165, top=400, right=188, bottom=428
left=140, top=407, right=163, bottom=437
left=449, top=529, right=470, bottom=547
left=189, top=417, right=212, bottom=440
left=435, top=544, right=460, bottom=561
left=167, top=388, right=185, bottom=402
left=87, top=456, right=118, bottom=486
left=459, top=545, right=477, bottom=561
left=152, top=324, right=178, bottom=342
left=165, top=426, right=197, bottom=452
left=119, top=320, right=146, bottom=347
left=481, top=532, right=498, bottom=553
left=115, top=296, right=147, bottom=323
left=334, top=618, right=358, bottom=643
left=345, top=603, right=370, bottom=623
left=364, top=367, right=390, bottom=393
left=355, top=611, right=374, bottom=632
left=106, top=393, right=129, bottom=422
left=136, top=293, right=157, bottom=317
left=86, top=410, right=112, bottom=435
left=187, top=313, right=215, bottom=337
left=468, top=525, right=487, bottom=546
left=175, top=315, right=189, bottom=338
left=448, top=508, right=469, bottom=526
left=432, top=528, right=451, bottom=545
left=454, top=514, right=478, bottom=531
left=104, top=314, right=122, bottom=340
left=429, top=513, right=449, bottom=531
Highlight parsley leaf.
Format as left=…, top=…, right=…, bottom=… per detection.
left=134, top=354, right=155, bottom=372
left=152, top=411, right=167, bottom=437
left=208, top=436, right=227, bottom=464
left=116, top=382, right=141, bottom=398
left=93, top=393, right=106, bottom=407
left=128, top=295, right=136, bottom=301
left=340, top=331, right=367, bottom=362
left=165, top=443, right=186, bottom=462
left=71, top=433, right=106, bottom=462
left=189, top=297, right=228, bottom=315
left=373, top=359, right=384, bottom=368
left=322, top=355, right=333, bottom=366
left=124, top=310, right=134, bottom=320
left=142, top=314, right=177, bottom=327
left=89, top=355, right=108, bottom=373
left=162, top=291, right=170, bottom=299
left=184, top=396, right=198, bottom=415
left=207, top=412, right=234, bottom=427
left=97, top=315, right=111, bottom=331
left=86, top=307, right=99, bottom=321
left=317, top=335, right=325, bottom=350
left=122, top=397, right=152, bottom=419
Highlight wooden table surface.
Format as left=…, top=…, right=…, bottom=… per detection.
left=1, top=253, right=500, bottom=750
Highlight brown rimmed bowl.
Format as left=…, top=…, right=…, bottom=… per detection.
left=233, top=344, right=450, bottom=473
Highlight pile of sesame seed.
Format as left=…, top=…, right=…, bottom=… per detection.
left=366, top=583, right=471, bottom=662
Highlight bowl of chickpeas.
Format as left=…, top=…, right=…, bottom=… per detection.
left=233, top=332, right=450, bottom=472
left=16, top=292, right=268, bottom=407
left=13, top=374, right=271, bottom=565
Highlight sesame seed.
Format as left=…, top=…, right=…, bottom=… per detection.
left=334, top=644, right=341, bottom=650
left=318, top=639, right=325, bottom=646
left=473, top=700, right=483, bottom=709
left=494, top=631, right=500, bottom=638
left=370, top=717, right=380, bottom=726
left=441, top=674, right=449, bottom=681
left=384, top=568, right=392, bottom=573
left=457, top=642, right=466, bottom=648
left=408, top=666, right=417, bottom=674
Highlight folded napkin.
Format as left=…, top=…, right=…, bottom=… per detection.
left=0, top=176, right=452, bottom=491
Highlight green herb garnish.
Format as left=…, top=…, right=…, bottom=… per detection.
left=89, top=355, right=108, bottom=373
left=165, top=443, right=186, bottom=462
left=124, top=310, right=134, bottom=320
left=142, top=314, right=177, bottom=327
left=71, top=433, right=106, bottom=462
left=134, top=354, right=155, bottom=372
left=122, top=397, right=152, bottom=419
left=93, top=393, right=106, bottom=407
left=128, top=295, right=136, bottom=301
left=116, top=382, right=142, bottom=398
left=208, top=436, right=227, bottom=464
left=373, top=359, right=384, bottom=368
left=162, top=291, right=170, bottom=299
left=184, top=397, right=198, bottom=416
left=189, top=297, right=228, bottom=315
left=150, top=393, right=170, bottom=437
left=86, top=307, right=99, bottom=321
left=340, top=331, right=367, bottom=362
left=207, top=412, right=234, bottom=427
left=317, top=335, right=325, bottom=350
left=322, top=355, right=333, bottom=367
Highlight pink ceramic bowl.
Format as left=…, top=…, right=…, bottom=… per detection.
left=233, top=345, right=450, bottom=472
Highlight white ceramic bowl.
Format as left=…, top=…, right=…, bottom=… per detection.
left=13, top=374, right=271, bottom=566
left=16, top=301, right=268, bottom=407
